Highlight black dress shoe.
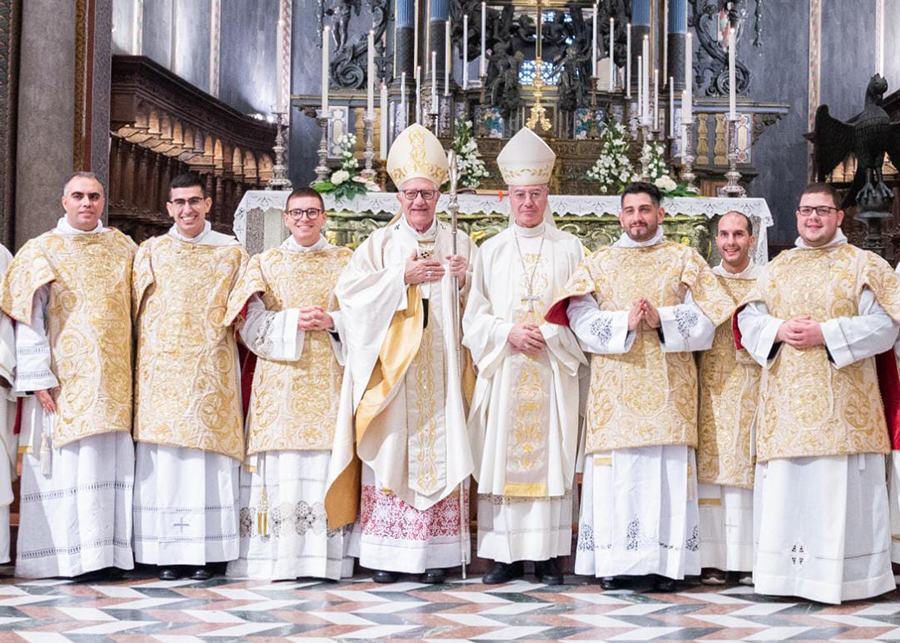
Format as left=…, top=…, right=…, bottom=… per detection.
left=483, top=561, right=525, bottom=584
left=158, top=567, right=180, bottom=581
left=599, top=576, right=620, bottom=590
left=420, top=567, right=446, bottom=584
left=190, top=566, right=213, bottom=581
left=373, top=570, right=399, bottom=583
left=534, top=558, right=564, bottom=585
left=653, top=576, right=677, bottom=592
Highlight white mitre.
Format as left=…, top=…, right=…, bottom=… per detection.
left=498, top=127, right=557, bottom=227
left=386, top=123, right=449, bottom=189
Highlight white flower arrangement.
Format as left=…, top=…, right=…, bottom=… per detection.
left=586, top=120, right=637, bottom=194
left=450, top=118, right=489, bottom=189
left=314, top=132, right=379, bottom=198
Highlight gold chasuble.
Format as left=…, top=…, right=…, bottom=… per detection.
left=133, top=235, right=247, bottom=462
left=553, top=241, right=733, bottom=455
left=224, top=246, right=352, bottom=455
left=742, top=244, right=900, bottom=462
left=697, top=274, right=760, bottom=488
left=0, top=229, right=136, bottom=446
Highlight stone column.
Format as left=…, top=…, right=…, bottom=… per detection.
left=15, top=0, right=76, bottom=247
left=429, top=0, right=448, bottom=88
left=630, top=0, right=650, bottom=96
left=667, top=0, right=687, bottom=91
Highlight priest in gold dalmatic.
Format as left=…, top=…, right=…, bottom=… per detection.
left=224, top=187, right=354, bottom=581
left=545, top=181, right=734, bottom=592
left=326, top=124, right=476, bottom=584
left=132, top=173, right=247, bottom=581
left=737, top=183, right=900, bottom=604
left=0, top=172, right=137, bottom=579
left=696, top=211, right=761, bottom=586
left=463, top=128, right=585, bottom=585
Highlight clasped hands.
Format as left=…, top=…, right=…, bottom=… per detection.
left=775, top=315, right=824, bottom=349
left=627, top=298, right=661, bottom=331
left=403, top=250, right=467, bottom=287
left=508, top=322, right=545, bottom=356
left=297, top=305, right=334, bottom=331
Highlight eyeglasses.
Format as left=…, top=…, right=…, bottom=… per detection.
left=510, top=189, right=547, bottom=201
left=400, top=189, right=438, bottom=201
left=286, top=208, right=323, bottom=221
left=170, top=197, right=205, bottom=208
left=798, top=205, right=838, bottom=217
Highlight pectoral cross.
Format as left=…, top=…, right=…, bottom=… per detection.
left=173, top=518, right=191, bottom=533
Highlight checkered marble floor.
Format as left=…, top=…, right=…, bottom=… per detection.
left=2, top=569, right=900, bottom=641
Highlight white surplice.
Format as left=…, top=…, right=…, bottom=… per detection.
left=14, top=218, right=134, bottom=579
left=738, top=230, right=898, bottom=604
left=133, top=222, right=242, bottom=568
left=698, top=262, right=761, bottom=574
left=330, top=215, right=475, bottom=574
left=567, top=228, right=714, bottom=579
left=463, top=221, right=585, bottom=563
left=0, top=244, right=16, bottom=564
left=226, top=235, right=352, bottom=581
left=889, top=262, right=900, bottom=565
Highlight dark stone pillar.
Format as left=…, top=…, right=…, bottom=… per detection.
left=630, top=0, right=650, bottom=95
left=667, top=0, right=687, bottom=91
left=429, top=0, right=448, bottom=88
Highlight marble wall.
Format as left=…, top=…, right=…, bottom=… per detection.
left=219, top=0, right=278, bottom=114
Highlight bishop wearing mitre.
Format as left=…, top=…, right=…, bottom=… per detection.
left=326, top=123, right=476, bottom=585
left=544, top=181, right=734, bottom=592
left=224, top=187, right=354, bottom=581
left=132, top=173, right=247, bottom=581
left=1, top=172, right=136, bottom=579
left=463, top=128, right=585, bottom=585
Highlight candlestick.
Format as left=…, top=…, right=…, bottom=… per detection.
left=445, top=19, right=451, bottom=96
left=380, top=82, right=388, bottom=159
left=609, top=18, right=615, bottom=92
left=361, top=112, right=376, bottom=181
left=592, top=4, right=598, bottom=78
left=321, top=26, right=330, bottom=113
left=463, top=14, right=469, bottom=90
left=268, top=111, right=292, bottom=190
left=723, top=116, right=746, bottom=197
left=728, top=29, right=737, bottom=120
left=626, top=23, right=631, bottom=98
left=367, top=30, right=375, bottom=118
left=480, top=2, right=487, bottom=77
left=669, top=77, right=674, bottom=138
left=681, top=117, right=698, bottom=194
left=389, top=100, right=396, bottom=142
left=431, top=50, right=438, bottom=110
left=415, top=65, right=422, bottom=124
left=313, top=109, right=331, bottom=185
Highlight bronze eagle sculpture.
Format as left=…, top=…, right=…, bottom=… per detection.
left=813, top=74, right=900, bottom=210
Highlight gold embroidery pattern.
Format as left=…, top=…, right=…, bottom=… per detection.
left=0, top=230, right=136, bottom=447
left=411, top=307, right=440, bottom=494
left=133, top=236, right=247, bottom=461
left=236, top=247, right=351, bottom=455
left=753, top=245, right=892, bottom=461
left=697, top=276, right=760, bottom=488
left=568, top=242, right=733, bottom=454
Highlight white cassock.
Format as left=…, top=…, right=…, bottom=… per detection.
left=226, top=235, right=353, bottom=581
left=463, top=221, right=585, bottom=563
left=330, top=215, right=475, bottom=574
left=0, top=244, right=16, bottom=565
left=14, top=218, right=134, bottom=578
left=738, top=232, right=898, bottom=604
left=889, top=261, right=900, bottom=566
left=567, top=229, right=715, bottom=579
left=133, top=223, right=241, bottom=568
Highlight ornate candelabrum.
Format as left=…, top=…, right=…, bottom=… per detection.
left=267, top=111, right=293, bottom=190
left=361, top=111, right=376, bottom=181
left=526, top=58, right=552, bottom=132
left=312, top=108, right=331, bottom=186
left=723, top=115, right=746, bottom=197
left=681, top=120, right=699, bottom=194
left=639, top=120, right=652, bottom=181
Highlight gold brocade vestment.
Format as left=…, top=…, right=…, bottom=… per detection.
left=133, top=235, right=247, bottom=461
left=0, top=229, right=136, bottom=446
left=554, top=241, right=734, bottom=455
left=697, top=276, right=760, bottom=488
left=743, top=244, right=900, bottom=461
left=224, top=246, right=352, bottom=455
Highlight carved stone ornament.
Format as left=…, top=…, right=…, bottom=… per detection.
left=689, top=0, right=763, bottom=98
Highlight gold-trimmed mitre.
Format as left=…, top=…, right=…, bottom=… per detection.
left=386, top=123, right=449, bottom=187
left=497, top=127, right=556, bottom=185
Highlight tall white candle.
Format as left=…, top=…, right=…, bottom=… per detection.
left=637, top=55, right=643, bottom=120
left=609, top=18, right=615, bottom=91
left=592, top=4, right=598, bottom=77
left=463, top=14, right=469, bottom=90
left=445, top=19, right=451, bottom=96
left=276, top=19, right=284, bottom=112
left=653, top=68, right=659, bottom=131
left=413, top=0, right=419, bottom=77
left=380, top=82, right=388, bottom=158
left=669, top=76, right=674, bottom=137
left=642, top=35, right=649, bottom=125
left=728, top=29, right=737, bottom=119
left=681, top=90, right=687, bottom=155
left=626, top=23, right=631, bottom=99
left=480, top=2, right=487, bottom=77
left=663, top=0, right=668, bottom=80
left=431, top=50, right=438, bottom=111
left=389, top=100, right=396, bottom=146
left=321, top=26, right=330, bottom=113
left=415, top=65, right=422, bottom=123
left=367, top=30, right=375, bottom=117
left=684, top=32, right=692, bottom=123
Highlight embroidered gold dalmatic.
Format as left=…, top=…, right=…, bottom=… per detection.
left=743, top=244, right=900, bottom=462
left=0, top=229, right=136, bottom=447
left=132, top=235, right=247, bottom=462
left=697, top=276, right=760, bottom=488
left=224, top=246, right=352, bottom=455
left=554, top=241, right=734, bottom=455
